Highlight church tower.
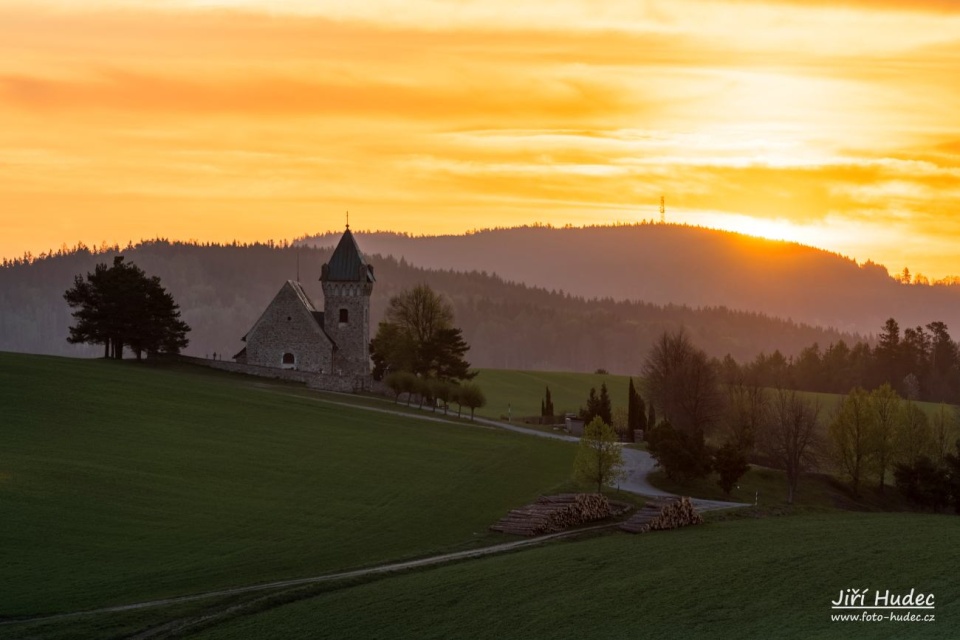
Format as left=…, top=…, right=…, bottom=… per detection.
left=320, top=227, right=375, bottom=376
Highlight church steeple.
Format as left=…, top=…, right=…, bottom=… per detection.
left=320, top=227, right=375, bottom=284
left=320, top=227, right=374, bottom=377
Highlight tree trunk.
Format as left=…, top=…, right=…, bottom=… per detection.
left=103, top=342, right=109, bottom=358
left=470, top=408, right=475, bottom=420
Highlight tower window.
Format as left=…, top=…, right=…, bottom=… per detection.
left=282, top=352, right=295, bottom=365
left=339, top=308, right=349, bottom=324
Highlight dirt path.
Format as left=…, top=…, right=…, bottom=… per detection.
left=2, top=523, right=615, bottom=627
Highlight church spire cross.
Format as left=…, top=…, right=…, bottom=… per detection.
left=346, top=210, right=350, bottom=231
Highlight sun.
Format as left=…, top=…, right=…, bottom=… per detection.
left=724, top=216, right=805, bottom=243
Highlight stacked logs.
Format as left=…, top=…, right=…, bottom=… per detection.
left=620, top=497, right=703, bottom=533
left=491, top=493, right=621, bottom=536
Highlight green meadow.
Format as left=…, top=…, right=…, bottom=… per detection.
left=193, top=512, right=960, bottom=640
left=473, top=368, right=633, bottom=420
left=3, top=355, right=958, bottom=639
left=474, top=368, right=953, bottom=425
left=0, top=354, right=574, bottom=619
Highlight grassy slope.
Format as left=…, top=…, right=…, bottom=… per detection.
left=0, top=354, right=574, bottom=617
left=475, top=369, right=952, bottom=423
left=473, top=369, right=633, bottom=420
left=195, top=512, right=960, bottom=640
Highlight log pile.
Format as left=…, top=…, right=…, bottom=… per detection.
left=619, top=497, right=703, bottom=533
left=490, top=493, right=621, bottom=536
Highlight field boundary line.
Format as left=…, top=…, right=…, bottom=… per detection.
left=1, top=524, right=615, bottom=626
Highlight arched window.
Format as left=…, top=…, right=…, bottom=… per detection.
left=339, top=308, right=349, bottom=324
left=282, top=352, right=295, bottom=365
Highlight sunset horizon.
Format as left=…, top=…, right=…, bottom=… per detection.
left=2, top=0, right=959, bottom=278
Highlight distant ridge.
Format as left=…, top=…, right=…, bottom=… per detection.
left=0, top=240, right=857, bottom=373
left=301, top=224, right=960, bottom=335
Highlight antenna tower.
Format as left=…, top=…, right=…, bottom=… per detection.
left=660, top=196, right=665, bottom=224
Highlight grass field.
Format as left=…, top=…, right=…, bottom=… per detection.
left=4, top=356, right=958, bottom=639
left=191, top=512, right=960, bottom=640
left=474, top=369, right=955, bottom=425
left=0, top=354, right=575, bottom=620
left=473, top=369, right=634, bottom=420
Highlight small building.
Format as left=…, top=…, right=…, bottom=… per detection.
left=235, top=227, right=375, bottom=379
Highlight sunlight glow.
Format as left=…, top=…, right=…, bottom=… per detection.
left=1, top=0, right=960, bottom=278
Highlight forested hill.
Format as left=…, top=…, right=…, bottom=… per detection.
left=0, top=241, right=856, bottom=373
left=302, top=224, right=960, bottom=335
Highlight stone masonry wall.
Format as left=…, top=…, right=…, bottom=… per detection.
left=321, top=280, right=372, bottom=378
left=182, top=356, right=389, bottom=394
left=246, top=283, right=332, bottom=373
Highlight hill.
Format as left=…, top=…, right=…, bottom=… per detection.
left=0, top=353, right=574, bottom=621
left=303, top=224, right=960, bottom=335
left=0, top=240, right=857, bottom=374
left=192, top=512, right=959, bottom=640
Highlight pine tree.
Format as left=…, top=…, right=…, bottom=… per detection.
left=64, top=256, right=190, bottom=359
left=598, top=382, right=613, bottom=426
left=646, top=403, right=657, bottom=441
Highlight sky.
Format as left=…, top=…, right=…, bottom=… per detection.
left=1, top=0, right=959, bottom=278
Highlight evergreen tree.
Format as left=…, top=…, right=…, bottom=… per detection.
left=598, top=382, right=613, bottom=426
left=541, top=386, right=555, bottom=419
left=627, top=378, right=648, bottom=436
left=714, top=440, right=749, bottom=495
left=580, top=387, right=600, bottom=423
left=647, top=403, right=657, bottom=441
left=64, top=256, right=189, bottom=359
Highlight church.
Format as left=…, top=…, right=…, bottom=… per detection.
left=234, top=227, right=375, bottom=382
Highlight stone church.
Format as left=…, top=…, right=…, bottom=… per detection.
left=234, top=227, right=374, bottom=381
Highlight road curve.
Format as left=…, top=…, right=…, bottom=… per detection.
left=467, top=415, right=746, bottom=512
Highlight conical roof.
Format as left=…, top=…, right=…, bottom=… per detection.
left=321, top=228, right=375, bottom=283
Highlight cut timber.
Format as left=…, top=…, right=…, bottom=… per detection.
left=490, top=493, right=629, bottom=536
left=619, top=497, right=703, bottom=534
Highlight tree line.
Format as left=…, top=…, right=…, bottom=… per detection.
left=636, top=329, right=960, bottom=511
left=721, top=317, right=960, bottom=404
left=1, top=239, right=861, bottom=371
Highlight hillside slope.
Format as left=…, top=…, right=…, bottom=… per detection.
left=303, top=225, right=960, bottom=334
left=0, top=241, right=856, bottom=373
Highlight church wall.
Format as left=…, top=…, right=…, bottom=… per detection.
left=180, top=356, right=388, bottom=394
left=246, top=284, right=332, bottom=373
left=321, top=281, right=372, bottom=377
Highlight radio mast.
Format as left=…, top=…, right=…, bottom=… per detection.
left=660, top=196, right=665, bottom=224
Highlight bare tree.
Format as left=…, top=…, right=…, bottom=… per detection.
left=721, top=362, right=768, bottom=454
left=642, top=329, right=724, bottom=441
left=385, top=284, right=454, bottom=345
left=759, top=388, right=821, bottom=504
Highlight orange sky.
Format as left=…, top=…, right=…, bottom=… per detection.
left=2, top=0, right=959, bottom=278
